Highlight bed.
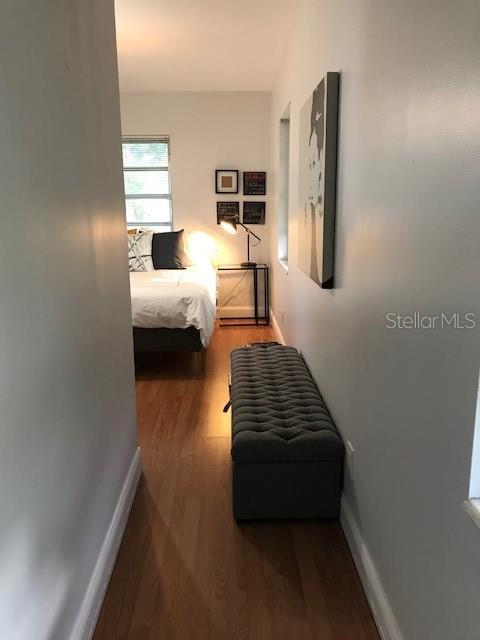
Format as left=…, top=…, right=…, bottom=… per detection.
left=130, top=265, right=217, bottom=368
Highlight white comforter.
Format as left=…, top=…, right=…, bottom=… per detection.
left=129, top=266, right=217, bottom=347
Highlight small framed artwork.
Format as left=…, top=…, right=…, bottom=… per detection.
left=243, top=171, right=266, bottom=195
left=216, top=169, right=239, bottom=194
left=243, top=201, right=265, bottom=225
left=217, top=201, right=240, bottom=224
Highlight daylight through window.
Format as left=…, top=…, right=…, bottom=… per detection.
left=122, top=137, right=172, bottom=230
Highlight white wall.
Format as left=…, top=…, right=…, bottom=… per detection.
left=120, top=91, right=270, bottom=314
left=269, top=1, right=480, bottom=638
left=0, top=3, right=137, bottom=639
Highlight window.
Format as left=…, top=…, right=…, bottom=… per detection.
left=278, top=105, right=290, bottom=270
left=122, top=137, right=172, bottom=231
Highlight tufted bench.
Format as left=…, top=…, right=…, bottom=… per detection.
left=230, top=342, right=344, bottom=520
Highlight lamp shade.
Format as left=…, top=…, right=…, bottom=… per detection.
left=220, top=219, right=237, bottom=235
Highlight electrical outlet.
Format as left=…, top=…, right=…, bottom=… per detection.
left=281, top=308, right=285, bottom=323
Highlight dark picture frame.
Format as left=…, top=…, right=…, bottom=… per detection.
left=215, top=169, right=239, bottom=194
left=243, top=171, right=266, bottom=195
left=243, top=201, right=265, bottom=225
left=217, top=201, right=240, bottom=224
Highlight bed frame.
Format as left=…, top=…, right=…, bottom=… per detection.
left=133, top=327, right=204, bottom=373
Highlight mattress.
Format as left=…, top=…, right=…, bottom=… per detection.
left=129, top=266, right=217, bottom=347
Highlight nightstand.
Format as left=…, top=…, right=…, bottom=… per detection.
left=217, top=264, right=269, bottom=326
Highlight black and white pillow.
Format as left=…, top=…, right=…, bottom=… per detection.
left=128, top=230, right=154, bottom=271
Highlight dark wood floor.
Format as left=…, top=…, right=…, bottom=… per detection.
left=93, top=325, right=380, bottom=640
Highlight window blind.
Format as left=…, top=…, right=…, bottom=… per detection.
left=122, top=137, right=172, bottom=230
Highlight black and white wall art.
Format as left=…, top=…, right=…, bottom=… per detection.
left=217, top=201, right=240, bottom=224
left=243, top=171, right=266, bottom=195
left=243, top=201, right=265, bottom=225
left=298, top=72, right=339, bottom=288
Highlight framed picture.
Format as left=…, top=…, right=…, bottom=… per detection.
left=215, top=169, right=239, bottom=194
left=243, top=201, right=265, bottom=225
left=243, top=171, right=266, bottom=195
left=298, top=72, right=339, bottom=289
left=217, top=201, right=240, bottom=224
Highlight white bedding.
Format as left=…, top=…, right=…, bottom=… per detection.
left=129, top=266, right=217, bottom=347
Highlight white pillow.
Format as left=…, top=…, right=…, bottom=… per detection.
left=128, top=230, right=154, bottom=271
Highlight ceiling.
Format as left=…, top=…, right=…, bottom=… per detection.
left=114, top=0, right=301, bottom=92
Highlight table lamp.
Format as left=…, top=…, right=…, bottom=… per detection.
left=220, top=218, right=261, bottom=267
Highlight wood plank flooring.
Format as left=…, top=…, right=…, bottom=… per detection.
left=93, top=325, right=380, bottom=640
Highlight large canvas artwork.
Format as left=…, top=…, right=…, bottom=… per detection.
left=298, top=72, right=339, bottom=288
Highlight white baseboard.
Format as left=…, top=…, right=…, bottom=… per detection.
left=219, top=305, right=270, bottom=319
left=69, top=446, right=142, bottom=640
left=219, top=305, right=254, bottom=318
left=270, top=308, right=286, bottom=345
left=340, top=497, right=403, bottom=640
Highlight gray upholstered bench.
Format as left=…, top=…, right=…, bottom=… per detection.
left=230, top=343, right=344, bottom=520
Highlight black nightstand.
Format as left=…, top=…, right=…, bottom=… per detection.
left=217, top=264, right=269, bottom=326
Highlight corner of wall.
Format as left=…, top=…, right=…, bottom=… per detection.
left=340, top=497, right=404, bottom=640
left=270, top=307, right=286, bottom=345
left=69, top=447, right=142, bottom=640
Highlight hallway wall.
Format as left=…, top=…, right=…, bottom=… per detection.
left=268, top=1, right=480, bottom=638
left=0, top=2, right=137, bottom=638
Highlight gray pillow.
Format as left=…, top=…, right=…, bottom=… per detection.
left=152, top=229, right=185, bottom=269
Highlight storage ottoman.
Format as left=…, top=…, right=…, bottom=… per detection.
left=230, top=343, right=344, bottom=520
